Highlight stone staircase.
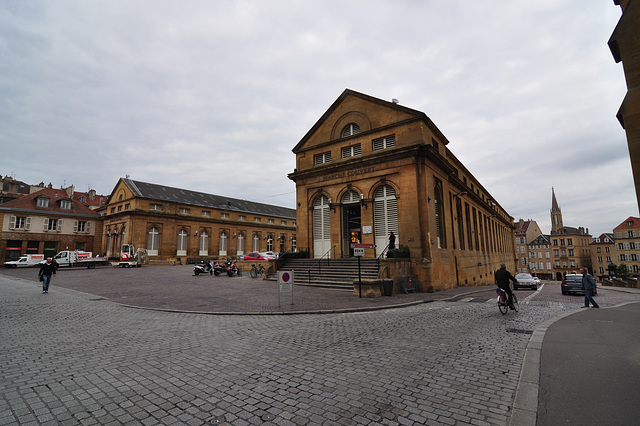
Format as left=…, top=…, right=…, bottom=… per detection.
left=270, top=258, right=381, bottom=291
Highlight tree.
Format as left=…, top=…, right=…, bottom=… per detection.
left=616, top=263, right=631, bottom=278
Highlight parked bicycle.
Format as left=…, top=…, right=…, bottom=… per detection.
left=250, top=264, right=265, bottom=279
left=497, top=287, right=518, bottom=315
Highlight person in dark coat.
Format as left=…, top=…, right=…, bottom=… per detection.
left=495, top=264, right=518, bottom=309
left=580, top=268, right=599, bottom=308
left=38, top=257, right=56, bottom=294
left=388, top=231, right=396, bottom=250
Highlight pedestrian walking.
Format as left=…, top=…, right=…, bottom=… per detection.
left=38, top=257, right=56, bottom=294
left=580, top=267, right=599, bottom=308
left=388, top=231, right=396, bottom=250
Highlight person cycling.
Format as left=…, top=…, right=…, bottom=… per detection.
left=495, top=264, right=518, bottom=310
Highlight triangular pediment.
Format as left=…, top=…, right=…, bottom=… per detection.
left=292, top=89, right=428, bottom=153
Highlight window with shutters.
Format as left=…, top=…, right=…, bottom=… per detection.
left=60, top=200, right=72, bottom=209
left=10, top=216, right=30, bottom=230
left=73, top=221, right=88, bottom=233
left=341, top=123, right=360, bottom=137
left=314, top=152, right=332, bottom=165
left=44, top=218, right=61, bottom=231
left=372, top=135, right=396, bottom=151
left=313, top=195, right=331, bottom=257
left=373, top=185, right=399, bottom=256
left=341, top=144, right=361, bottom=159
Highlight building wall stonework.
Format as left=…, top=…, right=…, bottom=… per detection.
left=100, top=179, right=297, bottom=264
left=290, top=90, right=517, bottom=292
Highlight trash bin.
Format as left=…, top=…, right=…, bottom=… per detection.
left=382, top=278, right=393, bottom=296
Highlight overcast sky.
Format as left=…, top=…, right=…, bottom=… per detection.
left=1, top=0, right=636, bottom=236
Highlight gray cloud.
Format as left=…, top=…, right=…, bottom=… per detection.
left=0, top=0, right=636, bottom=235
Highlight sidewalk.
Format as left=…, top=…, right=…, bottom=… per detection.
left=510, top=285, right=640, bottom=425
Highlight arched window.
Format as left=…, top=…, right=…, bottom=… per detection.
left=341, top=189, right=360, bottom=204
left=147, top=227, right=159, bottom=256
left=199, top=230, right=209, bottom=256
left=253, top=233, right=260, bottom=252
left=280, top=235, right=286, bottom=252
left=266, top=235, right=273, bottom=252
left=219, top=232, right=228, bottom=256
left=177, top=229, right=188, bottom=256
left=313, top=195, right=331, bottom=258
left=237, top=232, right=245, bottom=256
left=374, top=185, right=399, bottom=256
left=341, top=123, right=361, bottom=138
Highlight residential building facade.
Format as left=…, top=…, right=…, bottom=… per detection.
left=514, top=219, right=543, bottom=274
left=288, top=89, right=517, bottom=291
left=590, top=232, right=616, bottom=279
left=550, top=189, right=592, bottom=279
left=0, top=187, right=101, bottom=261
left=613, top=216, right=640, bottom=274
left=100, top=178, right=297, bottom=263
left=527, top=234, right=553, bottom=280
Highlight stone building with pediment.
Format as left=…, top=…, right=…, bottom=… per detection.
left=288, top=89, right=517, bottom=290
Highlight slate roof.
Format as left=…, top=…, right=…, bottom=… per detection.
left=0, top=187, right=100, bottom=218
left=528, top=234, right=551, bottom=245
left=122, top=179, right=296, bottom=219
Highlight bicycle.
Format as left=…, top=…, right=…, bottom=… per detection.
left=250, top=264, right=265, bottom=279
left=496, top=287, right=518, bottom=315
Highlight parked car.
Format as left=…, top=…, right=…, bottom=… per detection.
left=243, top=252, right=275, bottom=261
left=514, top=273, right=538, bottom=290
left=533, top=277, right=541, bottom=285
left=260, top=252, right=279, bottom=259
left=561, top=273, right=597, bottom=295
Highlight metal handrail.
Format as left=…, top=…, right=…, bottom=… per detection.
left=307, top=245, right=335, bottom=284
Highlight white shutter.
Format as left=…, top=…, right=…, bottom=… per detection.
left=57, top=219, right=63, bottom=231
left=374, top=185, right=399, bottom=256
left=74, top=221, right=79, bottom=232
left=9, top=216, right=16, bottom=229
left=43, top=218, right=49, bottom=231
left=86, top=222, right=91, bottom=233
left=25, top=217, right=31, bottom=230
left=313, top=195, right=331, bottom=258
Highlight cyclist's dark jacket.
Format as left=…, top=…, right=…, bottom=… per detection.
left=495, top=268, right=516, bottom=288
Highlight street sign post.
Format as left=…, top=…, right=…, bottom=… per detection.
left=278, top=270, right=294, bottom=306
left=352, top=244, right=373, bottom=297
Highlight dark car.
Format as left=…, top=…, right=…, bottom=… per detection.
left=561, top=273, right=597, bottom=295
left=243, top=252, right=275, bottom=261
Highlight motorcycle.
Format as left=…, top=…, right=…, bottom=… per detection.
left=213, top=262, right=228, bottom=276
left=226, top=260, right=241, bottom=277
left=193, top=260, right=214, bottom=276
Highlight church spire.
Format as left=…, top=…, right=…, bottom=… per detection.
left=550, top=187, right=563, bottom=234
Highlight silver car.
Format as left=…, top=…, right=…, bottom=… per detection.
left=514, top=273, right=538, bottom=290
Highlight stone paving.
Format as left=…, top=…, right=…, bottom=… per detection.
left=0, top=272, right=580, bottom=426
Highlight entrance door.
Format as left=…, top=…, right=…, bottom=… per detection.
left=341, top=190, right=362, bottom=257
left=313, top=195, right=331, bottom=258
left=374, top=185, right=399, bottom=256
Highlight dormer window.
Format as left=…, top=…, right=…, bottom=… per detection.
left=627, top=221, right=633, bottom=227
left=36, top=197, right=49, bottom=208
left=341, top=123, right=360, bottom=138
left=60, top=200, right=72, bottom=209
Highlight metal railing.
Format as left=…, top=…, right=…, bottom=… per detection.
left=377, top=243, right=391, bottom=268
left=307, top=245, right=336, bottom=284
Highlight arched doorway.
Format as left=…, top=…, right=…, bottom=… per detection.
left=313, top=195, right=331, bottom=258
left=374, top=185, right=399, bottom=256
left=341, top=190, right=361, bottom=257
